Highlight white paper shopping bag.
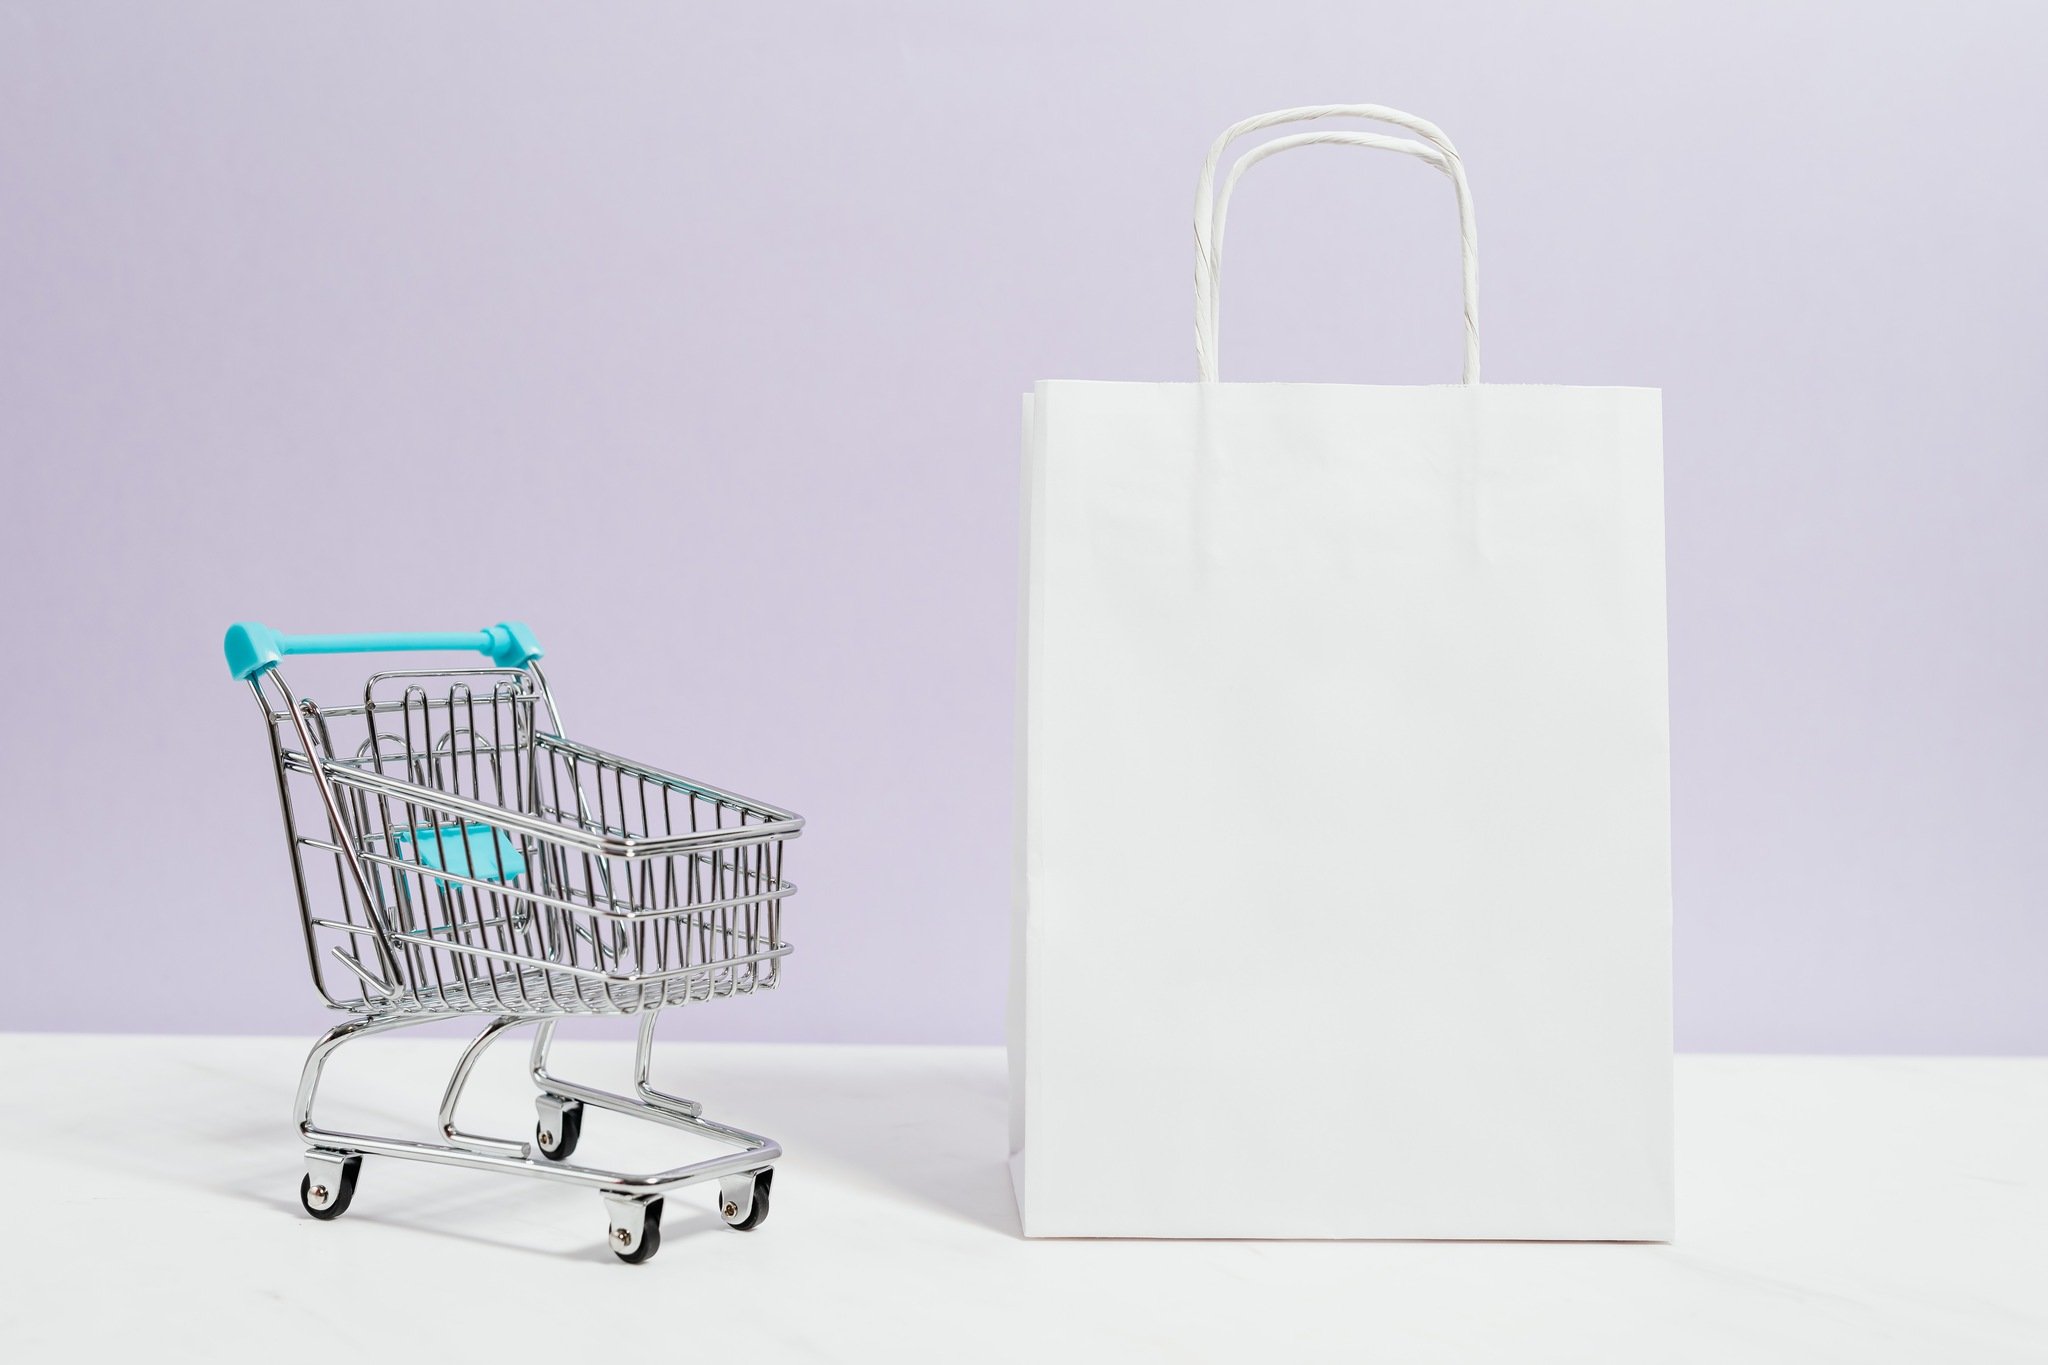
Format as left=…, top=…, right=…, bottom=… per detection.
left=1010, top=106, right=1673, bottom=1239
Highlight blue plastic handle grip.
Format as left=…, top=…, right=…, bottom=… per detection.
left=224, top=622, right=542, bottom=680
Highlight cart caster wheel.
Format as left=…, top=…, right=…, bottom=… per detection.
left=299, top=1155, right=360, bottom=1221
left=606, top=1196, right=663, bottom=1264
left=535, top=1096, right=583, bottom=1162
left=720, top=1169, right=773, bottom=1231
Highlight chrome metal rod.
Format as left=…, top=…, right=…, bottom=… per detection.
left=268, top=667, right=405, bottom=987
left=437, top=1016, right=532, bottom=1157
left=633, top=1010, right=704, bottom=1118
left=294, top=1013, right=437, bottom=1135
left=297, top=1122, right=776, bottom=1195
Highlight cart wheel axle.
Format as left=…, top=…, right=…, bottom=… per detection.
left=535, top=1095, right=584, bottom=1162
left=300, top=1153, right=361, bottom=1220
left=604, top=1193, right=664, bottom=1264
left=720, top=1168, right=773, bottom=1232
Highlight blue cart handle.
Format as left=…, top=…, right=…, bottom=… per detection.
left=225, top=622, right=542, bottom=680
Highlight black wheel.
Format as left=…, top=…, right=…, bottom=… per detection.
left=536, top=1099, right=583, bottom=1162
left=299, top=1156, right=361, bottom=1221
left=722, top=1169, right=773, bottom=1232
left=612, top=1197, right=663, bottom=1264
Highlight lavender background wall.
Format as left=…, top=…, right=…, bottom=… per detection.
left=2, top=2, right=2042, bottom=1051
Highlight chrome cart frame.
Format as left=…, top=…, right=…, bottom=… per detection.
left=227, top=622, right=802, bottom=1262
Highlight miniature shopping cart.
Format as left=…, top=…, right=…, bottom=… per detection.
left=226, top=621, right=801, bottom=1262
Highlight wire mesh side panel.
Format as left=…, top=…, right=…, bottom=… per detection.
left=524, top=734, right=791, bottom=1006
left=270, top=670, right=794, bottom=1015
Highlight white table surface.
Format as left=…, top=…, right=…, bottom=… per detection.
left=1, top=1033, right=2040, bottom=1362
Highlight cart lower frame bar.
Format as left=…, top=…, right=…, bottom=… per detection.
left=295, top=1009, right=780, bottom=1198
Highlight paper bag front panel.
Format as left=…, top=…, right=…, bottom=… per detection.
left=1013, top=379, right=1672, bottom=1240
